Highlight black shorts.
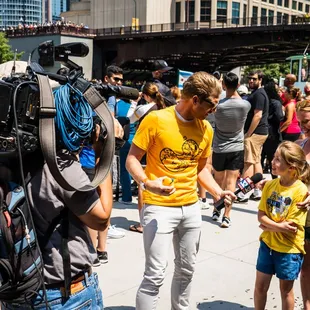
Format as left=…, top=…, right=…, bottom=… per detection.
left=212, top=150, right=244, bottom=172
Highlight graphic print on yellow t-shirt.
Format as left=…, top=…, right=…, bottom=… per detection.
left=259, top=178, right=308, bottom=254
left=133, top=106, right=213, bottom=207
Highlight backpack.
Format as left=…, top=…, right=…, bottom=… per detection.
left=0, top=181, right=70, bottom=306
left=0, top=182, right=43, bottom=305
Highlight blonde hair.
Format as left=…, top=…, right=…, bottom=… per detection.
left=297, top=99, right=310, bottom=112
left=170, top=86, right=181, bottom=102
left=278, top=141, right=310, bottom=184
left=182, top=71, right=222, bottom=107
left=143, top=82, right=165, bottom=110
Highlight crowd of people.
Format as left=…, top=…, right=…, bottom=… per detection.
left=100, top=64, right=310, bottom=310
left=2, top=58, right=310, bottom=310
left=2, top=19, right=92, bottom=37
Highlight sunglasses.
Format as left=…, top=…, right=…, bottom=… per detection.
left=248, top=77, right=258, bottom=81
left=113, top=77, right=123, bottom=82
left=200, top=98, right=218, bottom=113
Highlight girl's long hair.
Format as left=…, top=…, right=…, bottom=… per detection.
left=278, top=141, right=310, bottom=185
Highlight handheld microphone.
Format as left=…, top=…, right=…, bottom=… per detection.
left=214, top=173, right=263, bottom=212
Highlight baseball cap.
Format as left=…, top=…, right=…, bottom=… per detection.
left=152, top=60, right=173, bottom=72
left=237, top=85, right=249, bottom=96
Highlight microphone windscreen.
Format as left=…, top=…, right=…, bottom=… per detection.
left=250, top=173, right=263, bottom=184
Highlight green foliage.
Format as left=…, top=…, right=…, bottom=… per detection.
left=243, top=63, right=290, bottom=81
left=0, top=32, right=23, bottom=63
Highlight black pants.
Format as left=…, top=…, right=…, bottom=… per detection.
left=261, top=137, right=280, bottom=179
left=281, top=132, right=300, bottom=142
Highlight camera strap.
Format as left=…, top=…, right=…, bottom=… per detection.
left=37, top=74, right=115, bottom=192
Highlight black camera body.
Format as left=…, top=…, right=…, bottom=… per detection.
left=0, top=42, right=139, bottom=157
left=0, top=78, right=40, bottom=156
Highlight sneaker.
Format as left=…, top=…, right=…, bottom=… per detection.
left=221, top=216, right=231, bottom=228
left=250, top=189, right=262, bottom=201
left=107, top=225, right=125, bottom=239
left=92, top=256, right=101, bottom=267
left=249, top=193, right=261, bottom=201
left=199, top=199, right=210, bottom=210
left=236, top=193, right=249, bottom=203
left=212, top=210, right=221, bottom=221
left=119, top=199, right=133, bottom=205
left=97, top=250, right=108, bottom=264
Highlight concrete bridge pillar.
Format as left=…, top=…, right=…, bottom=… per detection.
left=181, top=0, right=186, bottom=23
left=194, top=0, right=201, bottom=28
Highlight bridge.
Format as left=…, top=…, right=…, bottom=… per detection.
left=91, top=16, right=310, bottom=76
left=5, top=16, right=310, bottom=78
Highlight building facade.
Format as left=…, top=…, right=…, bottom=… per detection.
left=61, top=0, right=310, bottom=30
left=0, top=0, right=42, bottom=28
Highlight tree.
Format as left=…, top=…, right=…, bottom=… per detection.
left=242, top=63, right=290, bottom=82
left=0, top=32, right=23, bottom=63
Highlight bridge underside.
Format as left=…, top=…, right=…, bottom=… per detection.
left=95, top=24, right=310, bottom=76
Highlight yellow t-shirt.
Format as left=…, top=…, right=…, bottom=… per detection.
left=258, top=178, right=308, bottom=254
left=133, top=106, right=213, bottom=206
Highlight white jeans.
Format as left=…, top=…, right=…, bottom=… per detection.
left=136, top=201, right=202, bottom=310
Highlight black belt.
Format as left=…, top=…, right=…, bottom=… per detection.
left=45, top=267, right=92, bottom=290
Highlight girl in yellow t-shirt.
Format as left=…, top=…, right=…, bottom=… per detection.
left=254, top=141, right=310, bottom=310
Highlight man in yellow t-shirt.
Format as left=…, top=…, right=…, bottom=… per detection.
left=126, top=72, right=235, bottom=310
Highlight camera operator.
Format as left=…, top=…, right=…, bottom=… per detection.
left=2, top=121, right=124, bottom=310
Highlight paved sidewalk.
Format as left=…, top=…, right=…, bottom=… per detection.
left=95, top=192, right=304, bottom=310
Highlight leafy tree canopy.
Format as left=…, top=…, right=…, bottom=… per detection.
left=0, top=32, right=23, bottom=63
left=243, top=63, right=290, bottom=82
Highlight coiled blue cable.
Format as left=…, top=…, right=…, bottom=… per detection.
left=53, top=84, right=93, bottom=151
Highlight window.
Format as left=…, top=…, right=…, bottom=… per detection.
left=306, top=4, right=310, bottom=13
left=243, top=4, right=247, bottom=25
left=185, top=0, right=195, bottom=23
left=232, top=2, right=240, bottom=24
left=269, top=0, right=274, bottom=3
left=269, top=10, right=274, bottom=25
left=292, top=0, right=297, bottom=10
left=284, top=0, right=289, bottom=8
left=261, top=8, right=267, bottom=25
left=217, top=1, right=227, bottom=23
left=277, top=12, right=283, bottom=24
left=298, top=2, right=303, bottom=11
left=201, top=0, right=211, bottom=22
left=252, top=6, right=258, bottom=25
left=283, top=13, right=289, bottom=24
left=277, top=0, right=282, bottom=5
left=175, top=2, right=181, bottom=23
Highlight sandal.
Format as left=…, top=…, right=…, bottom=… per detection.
left=129, top=224, right=143, bottom=233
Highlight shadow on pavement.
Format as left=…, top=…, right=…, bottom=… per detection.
left=112, top=201, right=138, bottom=210
left=110, top=216, right=140, bottom=232
left=201, top=215, right=222, bottom=226
left=233, top=205, right=257, bottom=215
left=105, top=307, right=135, bottom=310
left=197, top=300, right=254, bottom=309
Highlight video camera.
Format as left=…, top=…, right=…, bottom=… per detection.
left=0, top=41, right=139, bottom=157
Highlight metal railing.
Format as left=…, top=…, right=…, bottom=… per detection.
left=2, top=15, right=309, bottom=38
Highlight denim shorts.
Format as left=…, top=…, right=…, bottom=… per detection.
left=2, top=273, right=103, bottom=310
left=256, top=241, right=304, bottom=280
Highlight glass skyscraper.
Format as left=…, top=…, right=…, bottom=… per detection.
left=0, top=0, right=42, bottom=28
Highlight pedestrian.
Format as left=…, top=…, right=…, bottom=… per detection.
left=254, top=141, right=309, bottom=310
left=126, top=71, right=235, bottom=310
